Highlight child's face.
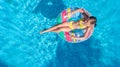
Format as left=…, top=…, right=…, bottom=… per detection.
left=87, top=19, right=94, bottom=26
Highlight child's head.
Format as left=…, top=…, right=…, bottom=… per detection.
left=87, top=16, right=97, bottom=27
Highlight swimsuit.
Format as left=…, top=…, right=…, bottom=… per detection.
left=69, top=19, right=86, bottom=29
left=69, top=19, right=86, bottom=42
left=79, top=20, right=86, bottom=29
left=69, top=21, right=74, bottom=29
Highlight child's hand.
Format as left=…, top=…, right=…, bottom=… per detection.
left=65, top=12, right=72, bottom=18
left=64, top=12, right=71, bottom=18
left=80, top=8, right=85, bottom=13
left=81, top=8, right=91, bottom=16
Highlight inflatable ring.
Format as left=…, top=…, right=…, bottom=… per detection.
left=56, top=7, right=94, bottom=43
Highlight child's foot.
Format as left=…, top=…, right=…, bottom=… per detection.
left=40, top=30, right=47, bottom=34
left=40, top=31, right=45, bottom=34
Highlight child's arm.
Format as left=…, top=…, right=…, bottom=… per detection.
left=71, top=9, right=85, bottom=14
left=66, top=8, right=90, bottom=18
left=66, top=9, right=84, bottom=17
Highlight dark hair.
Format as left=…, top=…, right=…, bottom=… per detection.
left=89, top=16, right=97, bottom=27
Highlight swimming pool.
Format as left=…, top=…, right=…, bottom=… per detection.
left=0, top=0, right=120, bottom=67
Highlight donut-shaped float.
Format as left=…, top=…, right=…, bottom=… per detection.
left=56, top=7, right=94, bottom=43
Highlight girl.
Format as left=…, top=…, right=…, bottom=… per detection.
left=40, top=8, right=97, bottom=40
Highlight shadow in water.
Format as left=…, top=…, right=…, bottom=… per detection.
left=34, top=0, right=66, bottom=19
left=51, top=36, right=102, bottom=67
left=0, top=60, right=8, bottom=67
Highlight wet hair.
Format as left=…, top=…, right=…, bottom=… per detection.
left=89, top=16, right=97, bottom=27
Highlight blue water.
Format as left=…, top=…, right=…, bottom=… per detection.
left=0, top=0, right=120, bottom=67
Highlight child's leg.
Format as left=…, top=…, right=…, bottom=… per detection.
left=51, top=27, right=71, bottom=33
left=40, top=22, right=69, bottom=34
